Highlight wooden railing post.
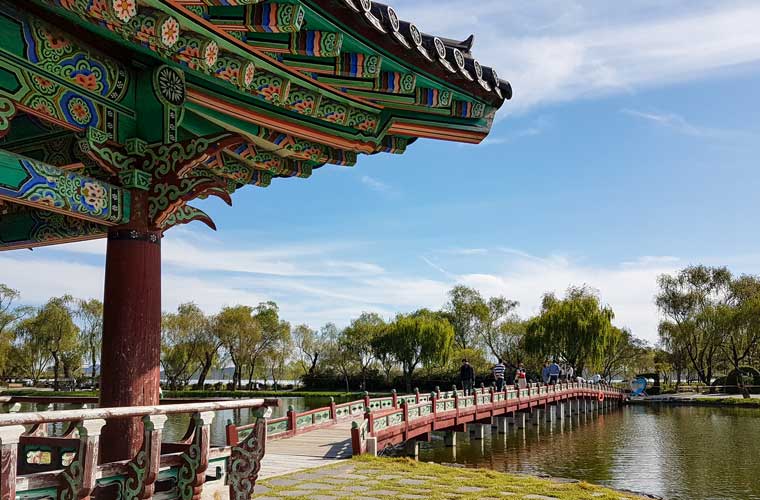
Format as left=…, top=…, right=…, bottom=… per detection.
left=453, top=385, right=459, bottom=410
left=435, top=386, right=441, bottom=399
left=124, top=414, right=168, bottom=499
left=228, top=407, right=268, bottom=500
left=364, top=391, right=371, bottom=411
left=365, top=407, right=374, bottom=434
left=0, top=425, right=25, bottom=500
left=57, top=418, right=106, bottom=500
left=400, top=401, right=409, bottom=439
left=431, top=392, right=438, bottom=419
left=415, top=388, right=420, bottom=404
left=287, top=405, right=296, bottom=435
left=392, top=389, right=398, bottom=408
left=329, top=397, right=337, bottom=422
left=177, top=411, right=214, bottom=500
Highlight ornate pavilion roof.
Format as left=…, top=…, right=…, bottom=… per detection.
left=0, top=0, right=510, bottom=250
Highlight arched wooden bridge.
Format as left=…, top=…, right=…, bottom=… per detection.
left=256, top=382, right=625, bottom=475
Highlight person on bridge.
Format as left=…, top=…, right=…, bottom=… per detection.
left=564, top=364, right=574, bottom=382
left=492, top=358, right=506, bottom=391
left=549, top=361, right=561, bottom=385
left=515, top=363, right=527, bottom=389
left=460, top=359, right=476, bottom=395
left=542, top=362, right=551, bottom=384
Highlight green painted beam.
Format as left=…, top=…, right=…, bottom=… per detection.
left=0, top=206, right=106, bottom=250
left=0, top=149, right=130, bottom=225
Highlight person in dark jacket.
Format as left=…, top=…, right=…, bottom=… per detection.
left=460, top=359, right=475, bottom=395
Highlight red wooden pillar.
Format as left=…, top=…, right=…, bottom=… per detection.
left=99, top=189, right=162, bottom=462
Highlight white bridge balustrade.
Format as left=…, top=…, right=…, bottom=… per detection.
left=0, top=398, right=278, bottom=500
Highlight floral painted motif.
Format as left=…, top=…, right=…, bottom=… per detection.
left=67, top=97, right=92, bottom=125
left=243, top=63, right=255, bottom=89
left=204, top=41, right=219, bottom=67
left=112, top=0, right=137, bottom=23
left=74, top=72, right=98, bottom=90
left=81, top=181, right=107, bottom=211
left=160, top=17, right=180, bottom=47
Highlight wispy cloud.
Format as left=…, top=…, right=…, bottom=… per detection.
left=360, top=175, right=398, bottom=197
left=621, top=108, right=755, bottom=142
left=392, top=0, right=760, bottom=112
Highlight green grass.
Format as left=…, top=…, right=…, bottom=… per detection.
left=692, top=397, right=760, bottom=407
left=253, top=456, right=649, bottom=500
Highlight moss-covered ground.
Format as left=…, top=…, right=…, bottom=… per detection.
left=252, top=456, right=648, bottom=500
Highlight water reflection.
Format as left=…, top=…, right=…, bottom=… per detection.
left=419, top=405, right=760, bottom=500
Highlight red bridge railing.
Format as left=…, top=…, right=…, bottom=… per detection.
left=352, top=382, right=625, bottom=454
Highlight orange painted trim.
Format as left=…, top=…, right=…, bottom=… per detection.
left=388, top=121, right=488, bottom=144
left=187, top=89, right=378, bottom=153
left=163, top=0, right=382, bottom=111
left=0, top=232, right=106, bottom=252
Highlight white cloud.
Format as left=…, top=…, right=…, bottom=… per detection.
left=392, top=0, right=760, bottom=112
left=621, top=108, right=755, bottom=142
left=360, top=175, right=397, bottom=197
left=8, top=233, right=760, bottom=345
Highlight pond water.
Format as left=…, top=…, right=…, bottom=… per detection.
left=418, top=405, right=760, bottom=500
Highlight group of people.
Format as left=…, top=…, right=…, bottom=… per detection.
left=458, top=358, right=577, bottom=395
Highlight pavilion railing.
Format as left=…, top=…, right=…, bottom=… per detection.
left=1, top=398, right=278, bottom=500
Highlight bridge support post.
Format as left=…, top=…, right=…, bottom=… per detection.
left=470, top=424, right=486, bottom=440
left=404, top=439, right=419, bottom=458
left=557, top=403, right=564, bottom=421
left=546, top=405, right=555, bottom=425
left=444, top=431, right=457, bottom=447
left=516, top=412, right=526, bottom=429
left=495, top=417, right=508, bottom=434
left=531, top=408, right=542, bottom=426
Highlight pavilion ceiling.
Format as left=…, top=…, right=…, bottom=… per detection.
left=0, top=0, right=510, bottom=250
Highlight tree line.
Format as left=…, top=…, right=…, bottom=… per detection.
left=1, top=264, right=757, bottom=396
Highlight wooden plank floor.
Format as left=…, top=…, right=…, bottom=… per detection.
left=260, top=420, right=356, bottom=478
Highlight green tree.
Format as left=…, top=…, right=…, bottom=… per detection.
left=13, top=318, right=51, bottom=384
left=0, top=285, right=26, bottom=381
left=718, top=275, right=760, bottom=397
left=342, top=312, right=385, bottom=390
left=76, top=298, right=102, bottom=384
left=248, top=302, right=290, bottom=389
left=322, top=323, right=355, bottom=392
left=443, top=286, right=488, bottom=350
left=214, top=305, right=257, bottom=390
left=525, top=286, right=615, bottom=375
left=34, top=295, right=79, bottom=391
left=293, top=324, right=327, bottom=377
left=481, top=296, right=520, bottom=359
left=597, top=327, right=647, bottom=382
left=656, top=266, right=731, bottom=386
left=373, top=310, right=453, bottom=392
left=161, top=304, right=205, bottom=390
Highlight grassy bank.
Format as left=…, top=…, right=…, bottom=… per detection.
left=0, top=389, right=97, bottom=398
left=630, top=396, right=760, bottom=408
left=254, top=456, right=650, bottom=500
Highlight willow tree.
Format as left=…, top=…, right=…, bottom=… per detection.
left=443, top=286, right=489, bottom=350
left=525, top=286, right=614, bottom=375
left=0, top=285, right=25, bottom=380
left=343, top=312, right=385, bottom=390
left=214, top=305, right=258, bottom=390
left=656, top=266, right=731, bottom=386
left=373, top=310, right=454, bottom=392
left=34, top=295, right=79, bottom=391
left=76, top=299, right=103, bottom=384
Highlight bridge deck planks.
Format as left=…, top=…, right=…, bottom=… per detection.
left=261, top=420, right=356, bottom=478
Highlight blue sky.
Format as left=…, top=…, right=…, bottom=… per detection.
left=3, top=0, right=760, bottom=343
